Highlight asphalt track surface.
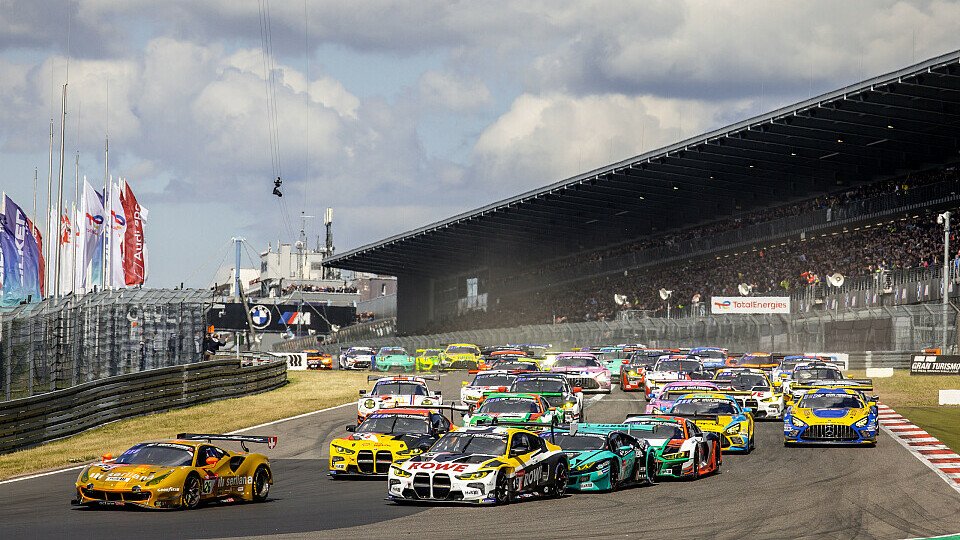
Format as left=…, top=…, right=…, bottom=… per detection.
left=2, top=372, right=960, bottom=540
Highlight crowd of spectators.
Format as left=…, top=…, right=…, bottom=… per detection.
left=282, top=283, right=358, bottom=294
left=428, top=166, right=959, bottom=332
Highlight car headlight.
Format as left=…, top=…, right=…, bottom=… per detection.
left=628, top=371, right=638, bottom=376
left=789, top=416, right=806, bottom=427
left=573, top=460, right=610, bottom=473
left=563, top=400, right=577, bottom=409
left=456, top=469, right=494, bottom=480
left=362, top=399, right=376, bottom=409
left=725, top=423, right=742, bottom=434
left=390, top=465, right=412, bottom=478
left=332, top=444, right=356, bottom=455
left=854, top=416, right=872, bottom=428
left=422, top=399, right=433, bottom=405
left=661, top=451, right=690, bottom=460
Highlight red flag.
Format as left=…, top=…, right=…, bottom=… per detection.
left=26, top=217, right=44, bottom=296
left=120, top=182, right=147, bottom=285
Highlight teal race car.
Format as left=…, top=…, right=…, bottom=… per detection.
left=540, top=424, right=657, bottom=492
left=463, top=393, right=557, bottom=428
left=375, top=347, right=416, bottom=372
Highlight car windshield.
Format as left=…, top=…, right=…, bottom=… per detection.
left=713, top=371, right=737, bottom=380
left=473, top=373, right=518, bottom=386
left=671, top=399, right=738, bottom=416
left=694, top=350, right=726, bottom=359
left=512, top=378, right=565, bottom=394
left=663, top=391, right=697, bottom=401
left=347, top=348, right=375, bottom=355
left=729, top=374, right=769, bottom=390
left=380, top=348, right=406, bottom=356
left=625, top=421, right=685, bottom=439
left=492, top=362, right=536, bottom=371
left=779, top=361, right=800, bottom=371
left=478, top=398, right=541, bottom=414
left=418, top=349, right=442, bottom=357
left=356, top=414, right=430, bottom=434
left=372, top=382, right=426, bottom=396
left=800, top=394, right=863, bottom=409
left=430, top=432, right=506, bottom=455
left=447, top=346, right=479, bottom=354
left=656, top=360, right=701, bottom=372
left=115, top=443, right=195, bottom=466
left=554, top=356, right=601, bottom=368
left=546, top=433, right=607, bottom=450
left=795, top=368, right=842, bottom=382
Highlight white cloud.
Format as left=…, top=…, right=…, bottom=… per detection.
left=418, top=70, right=491, bottom=111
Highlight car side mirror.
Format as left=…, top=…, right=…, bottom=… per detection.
left=205, top=456, right=219, bottom=466
left=573, top=387, right=583, bottom=393
left=345, top=425, right=356, bottom=432
left=359, top=390, right=366, bottom=396
left=743, top=407, right=753, bottom=414
left=461, top=381, right=468, bottom=387
left=418, top=441, right=433, bottom=451
left=435, top=390, right=442, bottom=396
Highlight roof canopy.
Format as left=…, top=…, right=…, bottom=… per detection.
left=326, top=51, right=960, bottom=277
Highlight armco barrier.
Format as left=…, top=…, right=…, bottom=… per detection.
left=0, top=357, right=287, bottom=454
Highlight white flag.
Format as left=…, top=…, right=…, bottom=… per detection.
left=82, top=180, right=105, bottom=289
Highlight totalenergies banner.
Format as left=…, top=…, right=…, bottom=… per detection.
left=711, top=296, right=791, bottom=314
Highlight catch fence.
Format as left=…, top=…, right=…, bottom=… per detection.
left=0, top=288, right=212, bottom=401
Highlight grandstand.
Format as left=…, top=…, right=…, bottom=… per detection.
left=324, top=50, right=960, bottom=336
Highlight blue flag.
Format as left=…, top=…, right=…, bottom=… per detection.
left=2, top=195, right=41, bottom=304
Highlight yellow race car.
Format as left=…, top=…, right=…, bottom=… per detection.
left=439, top=343, right=482, bottom=370
left=73, top=433, right=276, bottom=510
left=387, top=424, right=570, bottom=504
left=415, top=348, right=444, bottom=372
left=330, top=407, right=455, bottom=477
left=668, top=393, right=755, bottom=452
left=783, top=388, right=879, bottom=446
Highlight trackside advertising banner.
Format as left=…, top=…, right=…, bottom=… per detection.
left=911, top=355, right=960, bottom=375
left=711, top=296, right=791, bottom=314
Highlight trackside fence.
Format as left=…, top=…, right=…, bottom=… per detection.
left=0, top=357, right=287, bottom=454
left=314, top=303, right=958, bottom=364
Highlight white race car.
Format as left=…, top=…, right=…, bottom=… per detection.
left=340, top=347, right=376, bottom=370
left=712, top=368, right=784, bottom=420
left=387, top=426, right=569, bottom=504
left=460, top=370, right=520, bottom=408
left=357, top=375, right=442, bottom=424
left=643, top=356, right=705, bottom=401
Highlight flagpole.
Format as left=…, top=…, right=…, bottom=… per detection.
left=102, top=137, right=109, bottom=289
left=53, top=83, right=67, bottom=298
left=45, top=118, right=53, bottom=296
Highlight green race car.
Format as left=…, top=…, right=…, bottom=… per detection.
left=540, top=424, right=656, bottom=491
left=415, top=348, right=443, bottom=372
left=375, top=347, right=416, bottom=372
left=463, top=393, right=557, bottom=428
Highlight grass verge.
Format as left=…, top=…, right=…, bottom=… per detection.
left=0, top=370, right=370, bottom=481
left=848, top=370, right=960, bottom=452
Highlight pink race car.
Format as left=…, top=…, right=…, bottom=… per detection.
left=645, top=381, right=722, bottom=414
left=549, top=352, right=612, bottom=393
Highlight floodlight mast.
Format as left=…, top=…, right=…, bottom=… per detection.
left=939, top=212, right=951, bottom=353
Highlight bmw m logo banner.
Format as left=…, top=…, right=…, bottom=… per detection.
left=207, top=302, right=355, bottom=334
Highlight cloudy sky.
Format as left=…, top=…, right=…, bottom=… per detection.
left=1, top=0, right=958, bottom=288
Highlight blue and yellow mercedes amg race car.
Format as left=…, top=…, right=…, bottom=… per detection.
left=540, top=424, right=657, bottom=492
left=668, top=393, right=755, bottom=453
left=783, top=388, right=879, bottom=446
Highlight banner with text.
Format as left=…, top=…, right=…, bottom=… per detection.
left=711, top=296, right=791, bottom=314
left=911, top=355, right=960, bottom=375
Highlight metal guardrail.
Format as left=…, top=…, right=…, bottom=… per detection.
left=0, top=357, right=287, bottom=454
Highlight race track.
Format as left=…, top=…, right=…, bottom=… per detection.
left=2, top=372, right=959, bottom=540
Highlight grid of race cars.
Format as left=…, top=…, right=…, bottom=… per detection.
left=74, top=344, right=879, bottom=509
left=333, top=345, right=879, bottom=505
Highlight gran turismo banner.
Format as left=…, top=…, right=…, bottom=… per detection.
left=910, top=355, right=960, bottom=375
left=710, top=296, right=791, bottom=314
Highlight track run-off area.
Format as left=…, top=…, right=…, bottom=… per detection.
left=2, top=372, right=960, bottom=540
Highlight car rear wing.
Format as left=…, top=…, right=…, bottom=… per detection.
left=389, top=404, right=470, bottom=413
left=367, top=374, right=440, bottom=382
left=176, top=433, right=278, bottom=451
left=664, top=413, right=722, bottom=422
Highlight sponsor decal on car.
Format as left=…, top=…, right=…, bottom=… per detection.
left=405, top=462, right=471, bottom=473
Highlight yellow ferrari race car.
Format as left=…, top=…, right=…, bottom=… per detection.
left=330, top=408, right=455, bottom=477
left=73, top=433, right=276, bottom=510
left=668, top=393, right=755, bottom=452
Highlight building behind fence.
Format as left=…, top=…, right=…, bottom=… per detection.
left=0, top=288, right=211, bottom=401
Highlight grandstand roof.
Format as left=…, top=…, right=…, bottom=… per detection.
left=326, top=50, right=960, bottom=277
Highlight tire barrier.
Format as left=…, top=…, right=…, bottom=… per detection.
left=0, top=357, right=287, bottom=454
